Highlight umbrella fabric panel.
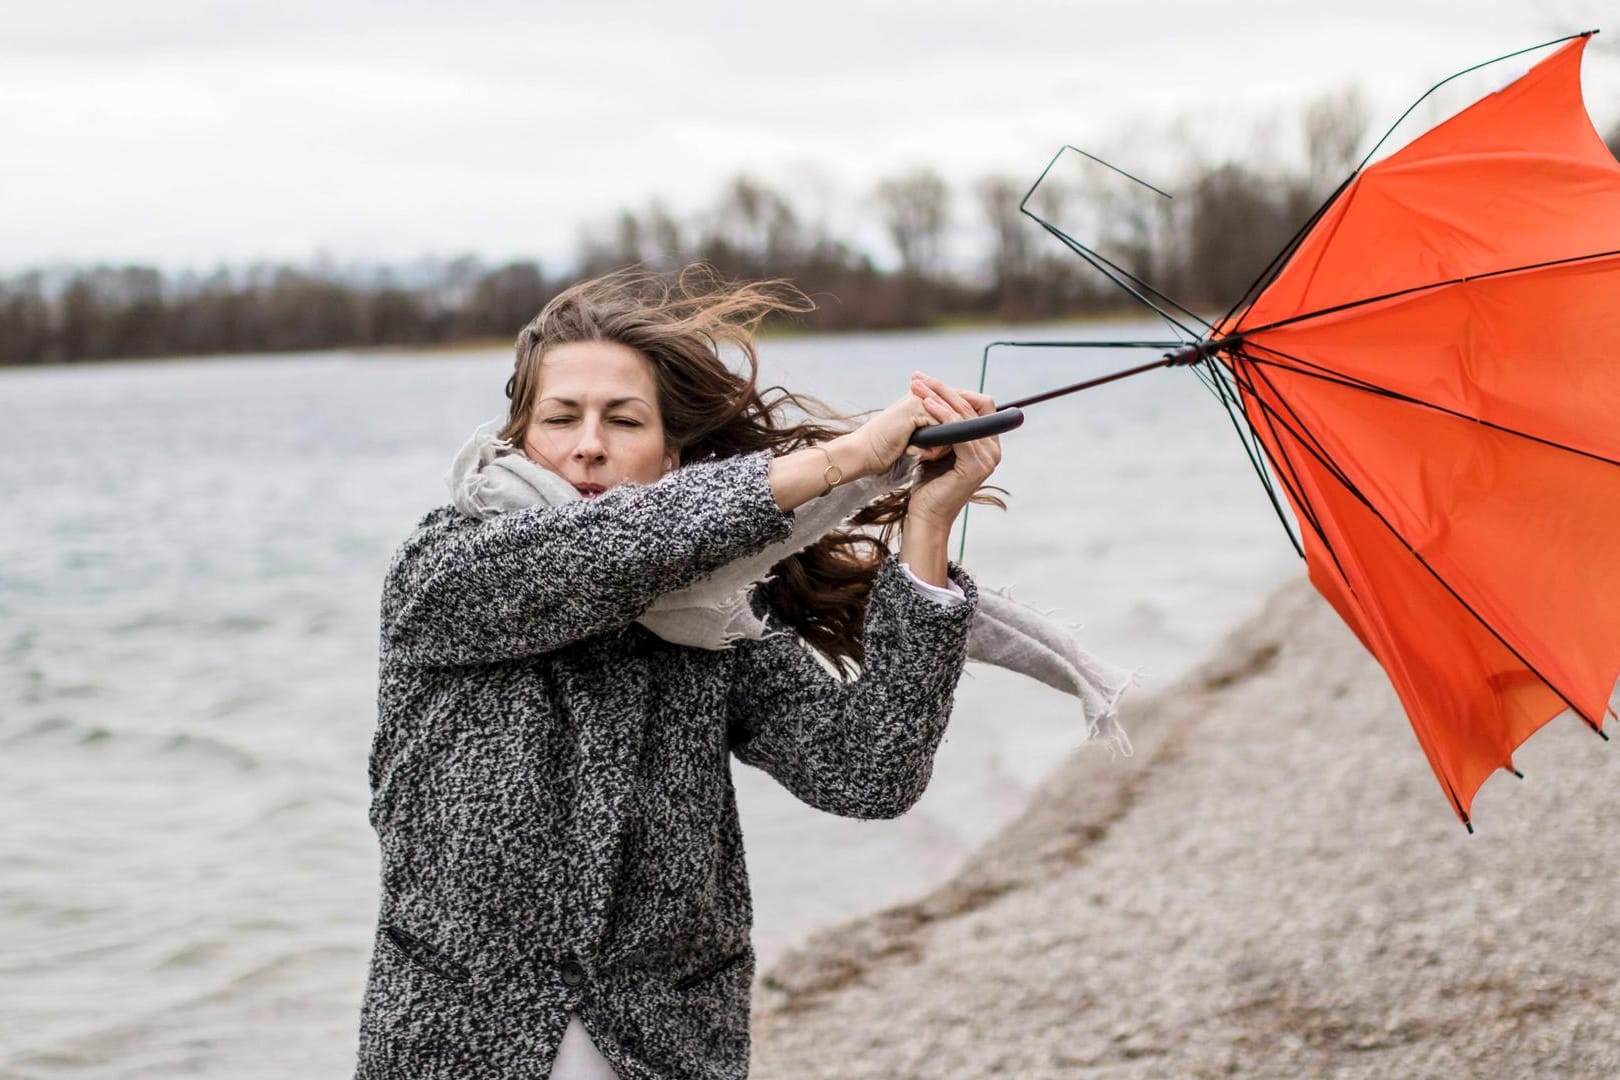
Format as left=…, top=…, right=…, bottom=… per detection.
left=1248, top=254, right=1620, bottom=466
left=1239, top=37, right=1620, bottom=334
left=1236, top=368, right=1571, bottom=820
left=1244, top=356, right=1620, bottom=726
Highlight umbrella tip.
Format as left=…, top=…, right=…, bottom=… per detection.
left=1464, top=819, right=1475, bottom=835
left=1510, top=767, right=1525, bottom=780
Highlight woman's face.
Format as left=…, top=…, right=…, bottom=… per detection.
left=522, top=340, right=677, bottom=497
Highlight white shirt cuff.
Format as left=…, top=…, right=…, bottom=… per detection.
left=899, top=561, right=967, bottom=607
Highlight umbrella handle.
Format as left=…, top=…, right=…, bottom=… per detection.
left=908, top=406, right=1025, bottom=448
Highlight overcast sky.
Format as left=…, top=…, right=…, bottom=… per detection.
left=4, top=0, right=1616, bottom=275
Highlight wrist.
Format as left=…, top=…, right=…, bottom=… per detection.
left=903, top=505, right=956, bottom=534
left=898, top=517, right=951, bottom=586
left=826, top=432, right=875, bottom=481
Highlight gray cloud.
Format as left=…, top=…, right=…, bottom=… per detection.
left=3, top=0, right=1613, bottom=271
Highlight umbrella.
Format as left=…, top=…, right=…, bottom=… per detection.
left=912, top=31, right=1620, bottom=829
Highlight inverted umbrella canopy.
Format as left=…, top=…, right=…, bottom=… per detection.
left=913, top=32, right=1620, bottom=827
left=1216, top=34, right=1620, bottom=826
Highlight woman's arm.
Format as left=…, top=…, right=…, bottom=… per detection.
left=726, top=553, right=978, bottom=820
left=382, top=449, right=799, bottom=666
left=382, top=374, right=986, bottom=668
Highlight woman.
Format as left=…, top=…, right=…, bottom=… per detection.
left=355, top=267, right=1002, bottom=1080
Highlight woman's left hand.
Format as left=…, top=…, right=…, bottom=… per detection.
left=905, top=371, right=1002, bottom=530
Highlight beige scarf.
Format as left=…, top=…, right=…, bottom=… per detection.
left=445, top=418, right=1135, bottom=754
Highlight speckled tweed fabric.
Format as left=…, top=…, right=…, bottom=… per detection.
left=355, top=448, right=979, bottom=1079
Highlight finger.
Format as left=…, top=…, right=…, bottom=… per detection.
left=915, top=396, right=962, bottom=460
left=914, top=372, right=991, bottom=415
left=912, top=372, right=978, bottom=418
left=930, top=380, right=981, bottom=422
left=957, top=432, right=1001, bottom=476
left=918, top=391, right=956, bottom=423
left=960, top=389, right=997, bottom=416
left=914, top=372, right=966, bottom=414
left=912, top=377, right=973, bottom=422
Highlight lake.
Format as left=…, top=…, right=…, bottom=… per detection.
left=0, top=319, right=1298, bottom=1076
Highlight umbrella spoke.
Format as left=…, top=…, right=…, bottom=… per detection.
left=1224, top=356, right=1354, bottom=584
left=1237, top=339, right=1620, bottom=471
left=1214, top=30, right=1597, bottom=340
left=1015, top=144, right=1212, bottom=340
left=1234, top=248, right=1620, bottom=339
left=1200, top=357, right=1307, bottom=559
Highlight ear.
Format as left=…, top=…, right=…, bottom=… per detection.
left=662, top=447, right=680, bottom=475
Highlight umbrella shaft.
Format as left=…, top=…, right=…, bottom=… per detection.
left=1002, top=356, right=1177, bottom=410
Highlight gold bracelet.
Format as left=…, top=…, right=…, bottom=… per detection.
left=815, top=445, right=843, bottom=495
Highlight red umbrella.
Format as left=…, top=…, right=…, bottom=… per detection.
left=914, top=32, right=1620, bottom=828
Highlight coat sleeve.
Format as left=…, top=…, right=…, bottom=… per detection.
left=380, top=449, right=796, bottom=666
left=726, top=553, right=978, bottom=820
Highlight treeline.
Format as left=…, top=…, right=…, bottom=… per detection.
left=5, top=105, right=1618, bottom=366
left=0, top=259, right=549, bottom=364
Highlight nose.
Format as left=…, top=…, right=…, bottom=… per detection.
left=573, top=419, right=607, bottom=464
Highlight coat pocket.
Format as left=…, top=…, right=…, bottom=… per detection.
left=381, top=923, right=473, bottom=985
left=672, top=947, right=750, bottom=992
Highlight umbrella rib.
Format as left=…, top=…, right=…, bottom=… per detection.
left=1198, top=358, right=1306, bottom=559
left=1246, top=392, right=1331, bottom=555
left=1223, top=362, right=1347, bottom=577
left=1217, top=29, right=1597, bottom=338
left=1027, top=215, right=1208, bottom=340
left=1230, top=351, right=1601, bottom=737
left=1233, top=247, right=1620, bottom=338
left=1015, top=145, right=1212, bottom=340
left=980, top=340, right=1188, bottom=352
left=1236, top=340, right=1620, bottom=471
left=1224, top=356, right=1354, bottom=544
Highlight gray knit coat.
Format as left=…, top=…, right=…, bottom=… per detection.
left=354, top=449, right=979, bottom=1079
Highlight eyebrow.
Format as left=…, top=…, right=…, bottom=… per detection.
left=537, top=396, right=650, bottom=409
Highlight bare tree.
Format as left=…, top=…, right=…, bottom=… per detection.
left=976, top=174, right=1034, bottom=316
left=875, top=168, right=949, bottom=282
left=699, top=175, right=802, bottom=278
left=1177, top=163, right=1299, bottom=311
left=471, top=261, right=548, bottom=337
left=1303, top=84, right=1371, bottom=197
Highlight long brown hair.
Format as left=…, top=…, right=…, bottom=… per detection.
left=501, top=264, right=1004, bottom=676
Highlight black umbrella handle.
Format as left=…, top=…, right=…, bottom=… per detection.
left=908, top=407, right=1025, bottom=448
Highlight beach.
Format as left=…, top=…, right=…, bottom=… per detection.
left=751, top=576, right=1620, bottom=1078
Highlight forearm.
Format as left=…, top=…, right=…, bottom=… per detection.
left=729, top=555, right=978, bottom=819
left=766, top=434, right=871, bottom=512
left=384, top=449, right=795, bottom=665
left=898, top=515, right=952, bottom=587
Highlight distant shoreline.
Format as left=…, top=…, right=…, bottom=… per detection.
left=0, top=308, right=1196, bottom=372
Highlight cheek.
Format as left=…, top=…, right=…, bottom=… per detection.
left=626, top=431, right=671, bottom=479
left=525, top=423, right=568, bottom=459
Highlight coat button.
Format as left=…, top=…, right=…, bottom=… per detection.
left=559, top=959, right=586, bottom=987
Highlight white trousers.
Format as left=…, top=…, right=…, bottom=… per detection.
left=547, top=1012, right=620, bottom=1080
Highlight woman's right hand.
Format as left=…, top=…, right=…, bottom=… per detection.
left=769, top=372, right=969, bottom=513
left=831, top=382, right=939, bottom=479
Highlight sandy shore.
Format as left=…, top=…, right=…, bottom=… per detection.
left=749, top=576, right=1620, bottom=1078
